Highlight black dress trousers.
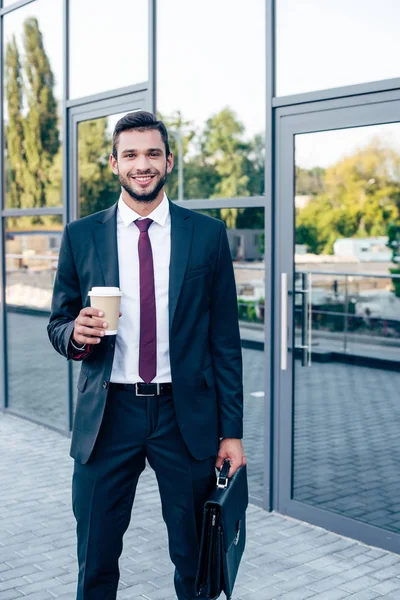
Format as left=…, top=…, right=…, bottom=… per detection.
left=72, top=386, right=216, bottom=600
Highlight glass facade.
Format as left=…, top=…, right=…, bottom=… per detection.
left=292, top=124, right=400, bottom=534
left=69, top=0, right=148, bottom=99
left=157, top=0, right=265, bottom=201
left=276, top=0, right=400, bottom=96
left=1, top=0, right=400, bottom=553
left=3, top=0, right=63, bottom=209
left=5, top=215, right=67, bottom=428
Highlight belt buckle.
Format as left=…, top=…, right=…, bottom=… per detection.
left=135, top=383, right=160, bottom=397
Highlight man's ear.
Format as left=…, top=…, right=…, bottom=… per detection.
left=109, top=153, right=118, bottom=175
left=167, top=152, right=174, bottom=175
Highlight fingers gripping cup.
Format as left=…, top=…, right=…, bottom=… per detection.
left=88, top=287, right=123, bottom=335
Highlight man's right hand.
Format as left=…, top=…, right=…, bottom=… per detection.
left=72, top=307, right=108, bottom=345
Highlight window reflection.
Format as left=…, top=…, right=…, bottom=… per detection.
left=78, top=113, right=126, bottom=218
left=277, top=0, right=400, bottom=96
left=157, top=1, right=265, bottom=201
left=5, top=215, right=63, bottom=310
left=293, top=123, right=400, bottom=533
left=3, top=0, right=63, bottom=209
left=5, top=216, right=67, bottom=429
left=295, top=124, right=400, bottom=271
left=195, top=207, right=265, bottom=501
left=69, top=0, right=148, bottom=99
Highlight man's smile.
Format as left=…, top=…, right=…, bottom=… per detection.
left=130, top=174, right=156, bottom=187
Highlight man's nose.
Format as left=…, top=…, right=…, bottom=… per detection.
left=135, top=154, right=151, bottom=171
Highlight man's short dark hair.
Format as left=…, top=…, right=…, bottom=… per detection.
left=112, top=111, right=170, bottom=159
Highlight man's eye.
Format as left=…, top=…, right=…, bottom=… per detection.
left=127, top=154, right=135, bottom=158
left=150, top=152, right=160, bottom=157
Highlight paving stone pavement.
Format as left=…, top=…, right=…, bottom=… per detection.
left=2, top=413, right=400, bottom=600
left=5, top=312, right=266, bottom=503
left=9, top=311, right=400, bottom=533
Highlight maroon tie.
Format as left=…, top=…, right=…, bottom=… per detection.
left=135, top=218, right=156, bottom=383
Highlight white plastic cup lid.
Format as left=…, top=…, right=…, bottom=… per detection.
left=88, top=287, right=122, bottom=297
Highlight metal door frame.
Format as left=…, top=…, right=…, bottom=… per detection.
left=274, top=88, right=400, bottom=553
left=66, top=88, right=150, bottom=429
left=68, top=88, right=150, bottom=222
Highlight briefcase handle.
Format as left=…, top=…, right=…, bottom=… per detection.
left=216, top=459, right=230, bottom=489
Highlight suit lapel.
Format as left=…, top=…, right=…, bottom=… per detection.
left=169, top=201, right=193, bottom=330
left=92, top=200, right=191, bottom=328
left=93, top=203, right=120, bottom=288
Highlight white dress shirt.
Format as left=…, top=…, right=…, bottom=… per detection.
left=110, top=193, right=171, bottom=383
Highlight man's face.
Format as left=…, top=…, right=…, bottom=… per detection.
left=110, top=128, right=173, bottom=203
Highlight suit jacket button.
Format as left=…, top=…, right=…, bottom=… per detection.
left=103, top=381, right=108, bottom=389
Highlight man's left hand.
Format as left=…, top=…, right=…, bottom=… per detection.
left=215, top=438, right=246, bottom=478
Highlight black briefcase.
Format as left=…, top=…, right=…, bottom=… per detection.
left=195, top=460, right=248, bottom=599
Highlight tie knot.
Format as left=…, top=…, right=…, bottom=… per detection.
left=135, top=218, right=153, bottom=233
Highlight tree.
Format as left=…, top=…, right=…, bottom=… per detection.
left=78, top=118, right=119, bottom=218
left=22, top=17, right=60, bottom=210
left=157, top=111, right=197, bottom=201
left=202, top=107, right=251, bottom=199
left=201, top=108, right=262, bottom=229
left=5, top=36, right=25, bottom=213
left=296, top=166, right=325, bottom=196
left=296, top=141, right=400, bottom=254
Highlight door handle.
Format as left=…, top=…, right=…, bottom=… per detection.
left=295, top=272, right=312, bottom=367
left=281, top=273, right=288, bottom=371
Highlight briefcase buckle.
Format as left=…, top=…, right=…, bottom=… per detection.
left=216, top=475, right=228, bottom=489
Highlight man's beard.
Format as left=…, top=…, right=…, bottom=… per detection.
left=119, top=169, right=168, bottom=203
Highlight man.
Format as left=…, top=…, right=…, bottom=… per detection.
left=48, top=111, right=245, bottom=600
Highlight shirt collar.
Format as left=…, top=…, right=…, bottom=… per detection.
left=118, top=193, right=169, bottom=227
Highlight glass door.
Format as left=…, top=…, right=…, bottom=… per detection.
left=68, top=92, right=149, bottom=421
left=69, top=92, right=149, bottom=221
left=276, top=96, right=400, bottom=553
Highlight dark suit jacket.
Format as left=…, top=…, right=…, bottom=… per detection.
left=47, top=199, right=243, bottom=464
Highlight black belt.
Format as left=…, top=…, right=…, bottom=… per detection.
left=110, top=382, right=173, bottom=396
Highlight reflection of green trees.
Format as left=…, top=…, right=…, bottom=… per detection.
left=160, top=107, right=265, bottom=229
left=78, top=119, right=119, bottom=218
left=5, top=35, right=25, bottom=212
left=5, top=17, right=60, bottom=216
left=296, top=141, right=400, bottom=255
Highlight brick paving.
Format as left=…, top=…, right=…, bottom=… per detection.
left=2, top=414, right=400, bottom=600
left=5, top=312, right=400, bottom=530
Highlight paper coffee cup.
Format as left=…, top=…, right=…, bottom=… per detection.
left=88, top=287, right=122, bottom=335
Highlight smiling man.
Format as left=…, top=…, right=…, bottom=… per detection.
left=47, top=111, right=245, bottom=600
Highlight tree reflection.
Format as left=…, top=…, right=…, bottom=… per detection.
left=5, top=17, right=60, bottom=218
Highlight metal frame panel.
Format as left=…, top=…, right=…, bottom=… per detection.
left=0, top=0, right=36, bottom=15
left=273, top=77, right=400, bottom=108
left=149, top=0, right=156, bottom=114
left=63, top=0, right=72, bottom=432
left=66, top=83, right=149, bottom=109
left=0, top=2, right=5, bottom=411
left=172, top=197, right=265, bottom=210
left=0, top=218, right=5, bottom=410
left=274, top=92, right=400, bottom=552
left=3, top=208, right=64, bottom=217
left=262, top=0, right=275, bottom=511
